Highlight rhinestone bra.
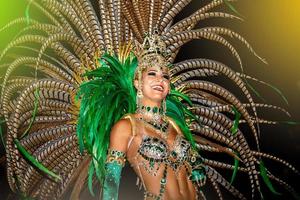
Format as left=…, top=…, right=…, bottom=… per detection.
left=138, top=134, right=191, bottom=172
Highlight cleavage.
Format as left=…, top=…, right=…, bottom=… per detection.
left=138, top=135, right=169, bottom=161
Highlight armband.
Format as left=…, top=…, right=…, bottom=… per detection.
left=188, top=149, right=206, bottom=187
left=102, top=149, right=126, bottom=200
left=106, top=149, right=126, bottom=166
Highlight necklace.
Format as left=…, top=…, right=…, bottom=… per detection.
left=136, top=105, right=169, bottom=139
left=137, top=105, right=163, bottom=124
left=142, top=118, right=169, bottom=140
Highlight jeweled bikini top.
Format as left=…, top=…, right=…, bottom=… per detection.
left=138, top=134, right=192, bottom=172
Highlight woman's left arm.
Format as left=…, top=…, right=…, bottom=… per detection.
left=102, top=119, right=132, bottom=200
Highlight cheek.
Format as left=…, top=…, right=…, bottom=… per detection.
left=163, top=82, right=170, bottom=92
left=142, top=76, right=150, bottom=86
left=141, top=78, right=151, bottom=91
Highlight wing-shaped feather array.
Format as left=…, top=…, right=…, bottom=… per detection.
left=0, top=0, right=297, bottom=199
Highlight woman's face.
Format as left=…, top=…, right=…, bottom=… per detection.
left=135, top=66, right=170, bottom=106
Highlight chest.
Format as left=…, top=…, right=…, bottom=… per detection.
left=138, top=135, right=191, bottom=166
left=126, top=118, right=201, bottom=174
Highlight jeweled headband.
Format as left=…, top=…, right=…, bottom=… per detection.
left=134, top=33, right=170, bottom=79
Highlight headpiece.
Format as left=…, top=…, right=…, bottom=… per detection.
left=134, top=33, right=170, bottom=74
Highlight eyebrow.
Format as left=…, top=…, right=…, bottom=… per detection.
left=148, top=69, right=169, bottom=74
left=148, top=69, right=158, bottom=72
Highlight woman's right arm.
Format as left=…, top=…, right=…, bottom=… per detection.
left=102, top=119, right=132, bottom=200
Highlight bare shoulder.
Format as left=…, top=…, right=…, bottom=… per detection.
left=110, top=118, right=132, bottom=138
left=109, top=117, right=133, bottom=151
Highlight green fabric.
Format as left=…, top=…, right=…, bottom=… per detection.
left=102, top=162, right=123, bottom=200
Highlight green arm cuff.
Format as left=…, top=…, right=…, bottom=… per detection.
left=102, top=149, right=126, bottom=200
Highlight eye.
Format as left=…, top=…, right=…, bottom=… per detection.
left=148, top=72, right=156, bottom=76
left=163, top=75, right=170, bottom=80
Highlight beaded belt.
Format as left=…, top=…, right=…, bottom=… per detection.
left=143, top=167, right=167, bottom=200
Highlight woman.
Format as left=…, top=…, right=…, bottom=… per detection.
left=103, top=58, right=204, bottom=200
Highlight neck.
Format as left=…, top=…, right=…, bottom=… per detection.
left=136, top=104, right=164, bottom=124
left=141, top=98, right=161, bottom=108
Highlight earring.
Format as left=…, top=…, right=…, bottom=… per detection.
left=136, top=88, right=143, bottom=109
left=136, top=70, right=143, bottom=109
left=162, top=98, right=167, bottom=117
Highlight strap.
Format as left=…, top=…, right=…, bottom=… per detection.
left=166, top=116, right=182, bottom=135
left=122, top=114, right=137, bottom=150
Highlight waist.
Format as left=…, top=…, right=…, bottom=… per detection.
left=133, top=164, right=198, bottom=200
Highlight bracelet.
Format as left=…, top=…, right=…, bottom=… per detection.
left=106, top=149, right=126, bottom=167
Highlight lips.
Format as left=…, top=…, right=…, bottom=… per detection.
left=152, top=85, right=164, bottom=92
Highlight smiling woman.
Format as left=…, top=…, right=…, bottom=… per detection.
left=102, top=41, right=205, bottom=199
left=0, top=0, right=299, bottom=200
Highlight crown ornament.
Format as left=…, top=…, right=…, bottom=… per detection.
left=134, top=32, right=170, bottom=72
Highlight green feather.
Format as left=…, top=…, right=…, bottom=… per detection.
left=224, top=0, right=244, bottom=17
left=25, top=1, right=32, bottom=25
left=88, top=163, right=95, bottom=196
left=0, top=118, right=5, bottom=150
left=230, top=106, right=241, bottom=135
left=259, top=161, right=281, bottom=195
left=76, top=53, right=137, bottom=187
left=265, top=83, right=289, bottom=106
left=170, top=90, right=193, bottom=106
left=244, top=78, right=266, bottom=102
left=243, top=75, right=289, bottom=106
left=21, top=87, right=39, bottom=138
left=166, top=93, right=196, bottom=148
left=279, top=121, right=300, bottom=125
left=230, top=153, right=239, bottom=184
left=14, top=139, right=61, bottom=181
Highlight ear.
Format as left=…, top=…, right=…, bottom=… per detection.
left=134, top=79, right=139, bottom=90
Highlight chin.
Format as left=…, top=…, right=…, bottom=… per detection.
left=144, top=90, right=168, bottom=102
left=151, top=96, right=166, bottom=103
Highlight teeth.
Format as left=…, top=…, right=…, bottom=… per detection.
left=152, top=85, right=163, bottom=91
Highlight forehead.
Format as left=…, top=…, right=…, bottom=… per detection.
left=146, top=66, right=169, bottom=73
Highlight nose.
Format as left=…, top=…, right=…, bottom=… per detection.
left=155, top=75, right=164, bottom=82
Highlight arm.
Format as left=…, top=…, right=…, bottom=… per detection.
left=102, top=119, right=132, bottom=200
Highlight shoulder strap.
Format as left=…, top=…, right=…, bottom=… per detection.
left=122, top=113, right=137, bottom=137
left=166, top=116, right=183, bottom=135
left=121, top=114, right=137, bottom=151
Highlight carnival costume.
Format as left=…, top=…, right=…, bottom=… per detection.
left=0, top=0, right=298, bottom=199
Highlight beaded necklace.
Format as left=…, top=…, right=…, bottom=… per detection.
left=136, top=105, right=169, bottom=140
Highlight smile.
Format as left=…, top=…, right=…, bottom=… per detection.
left=152, top=85, right=164, bottom=92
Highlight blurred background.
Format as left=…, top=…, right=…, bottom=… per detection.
left=0, top=0, right=299, bottom=199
